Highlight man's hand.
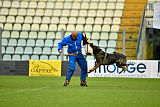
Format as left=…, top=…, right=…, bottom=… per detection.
left=59, top=50, right=62, bottom=53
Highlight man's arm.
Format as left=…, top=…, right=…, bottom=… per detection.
left=58, top=38, right=67, bottom=53
left=81, top=32, right=88, bottom=45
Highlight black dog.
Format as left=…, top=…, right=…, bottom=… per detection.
left=88, top=43, right=128, bottom=74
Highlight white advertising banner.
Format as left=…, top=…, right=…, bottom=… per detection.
left=153, top=3, right=160, bottom=29
left=88, top=60, right=159, bottom=78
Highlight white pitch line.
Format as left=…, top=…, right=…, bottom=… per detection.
left=0, top=86, right=49, bottom=96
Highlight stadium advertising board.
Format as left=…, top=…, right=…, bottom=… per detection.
left=88, top=60, right=158, bottom=78
left=158, top=61, right=160, bottom=78
left=29, top=60, right=61, bottom=76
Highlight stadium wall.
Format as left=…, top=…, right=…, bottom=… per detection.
left=0, top=60, right=160, bottom=78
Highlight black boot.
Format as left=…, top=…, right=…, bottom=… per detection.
left=63, top=80, right=70, bottom=86
left=80, top=80, right=88, bottom=87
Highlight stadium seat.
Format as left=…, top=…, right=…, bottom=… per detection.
left=2, top=31, right=10, bottom=38
left=63, top=47, right=68, bottom=55
left=42, top=17, right=50, bottom=24
left=29, top=1, right=37, bottom=8
left=65, top=32, right=71, bottom=37
left=27, top=9, right=35, bottom=16
left=36, top=40, right=44, bottom=47
left=76, top=25, right=84, bottom=32
left=3, top=1, right=11, bottom=8
left=70, top=10, right=78, bottom=17
left=108, top=40, right=117, bottom=48
left=51, top=47, right=59, bottom=55
left=17, top=39, right=26, bottom=47
left=99, top=40, right=107, bottom=48
left=109, top=33, right=118, bottom=40
left=44, top=9, right=53, bottom=16
left=53, top=10, right=61, bottom=17
left=72, top=2, right=80, bottom=9
left=102, top=25, right=110, bottom=32
left=55, top=2, right=63, bottom=9
left=114, top=10, right=123, bottom=17
left=68, top=17, right=77, bottom=24
left=24, top=47, right=33, bottom=55
left=79, top=10, right=87, bottom=17
left=47, top=32, right=56, bottom=39
left=49, top=24, right=57, bottom=31
left=104, top=18, right=112, bottom=24
left=42, top=47, right=51, bottom=55
left=0, top=8, right=9, bottom=15
left=100, top=33, right=109, bottom=40
left=40, top=55, right=48, bottom=60
left=20, top=31, right=28, bottom=39
left=9, top=9, right=17, bottom=16
left=22, top=24, right=30, bottom=31
left=84, top=25, right=92, bottom=31
left=0, top=23, right=3, bottom=29
left=38, top=32, right=46, bottom=39
left=46, top=2, right=54, bottom=9
left=61, top=10, right=70, bottom=17
left=67, top=25, right=75, bottom=31
left=33, top=47, right=42, bottom=55
left=81, top=2, right=89, bottom=9
left=26, top=39, right=35, bottom=47
left=37, top=1, right=46, bottom=8
left=6, top=47, right=14, bottom=54
left=51, top=17, right=59, bottom=24
left=11, top=1, right=20, bottom=8
left=4, top=23, right=12, bottom=30
left=111, top=25, right=120, bottom=32
left=49, top=55, right=57, bottom=60
left=6, top=16, right=15, bottom=23
left=77, top=17, right=85, bottom=24
left=64, top=2, right=72, bottom=9
left=20, top=1, right=28, bottom=8
left=33, top=17, right=42, bottom=24
left=89, top=3, right=98, bottom=9
left=91, top=33, right=100, bottom=40
left=116, top=3, right=124, bottom=9
left=44, top=40, right=53, bottom=47
left=40, top=24, right=48, bottom=31
left=56, top=32, right=62, bottom=39
left=91, top=40, right=98, bottom=46
left=95, top=18, right=103, bottom=25
left=112, top=18, right=121, bottom=24
left=31, top=24, right=39, bottom=31
left=31, top=55, right=39, bottom=60
left=11, top=31, right=19, bottom=38
left=3, top=55, right=11, bottom=60
left=88, top=10, right=96, bottom=17
left=105, top=10, right=114, bottom=17
left=106, top=48, right=115, bottom=53
left=18, top=9, right=26, bottom=16
left=86, top=18, right=94, bottom=24
left=36, top=9, right=44, bottom=16
left=58, top=25, right=66, bottom=31
left=8, top=39, right=17, bottom=46
left=60, top=17, right=68, bottom=24
left=0, top=16, right=6, bottom=23
left=15, top=16, right=24, bottom=24
left=98, top=3, right=107, bottom=10
left=15, top=47, right=24, bottom=55
left=93, top=25, right=101, bottom=32
left=13, top=24, right=21, bottom=30
left=107, top=3, right=115, bottom=9
left=54, top=40, right=61, bottom=47
left=29, top=32, right=37, bottom=39
left=2, top=39, right=8, bottom=46
left=96, top=10, right=105, bottom=17
left=58, top=55, right=67, bottom=60
left=21, top=55, right=30, bottom=60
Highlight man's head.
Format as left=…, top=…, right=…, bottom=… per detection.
left=71, top=30, right=78, bottom=41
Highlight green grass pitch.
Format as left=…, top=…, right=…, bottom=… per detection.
left=0, top=76, right=160, bottom=107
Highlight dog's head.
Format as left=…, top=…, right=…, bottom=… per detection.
left=89, top=43, right=102, bottom=55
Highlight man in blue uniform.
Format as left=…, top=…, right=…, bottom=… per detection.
left=58, top=31, right=88, bottom=86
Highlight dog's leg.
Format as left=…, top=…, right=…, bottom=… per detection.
left=119, top=66, right=125, bottom=74
left=88, top=63, right=101, bottom=73
left=125, top=64, right=128, bottom=71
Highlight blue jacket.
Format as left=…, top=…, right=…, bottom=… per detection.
left=58, top=32, right=83, bottom=54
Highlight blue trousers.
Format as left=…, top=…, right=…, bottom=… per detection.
left=66, top=53, right=87, bottom=81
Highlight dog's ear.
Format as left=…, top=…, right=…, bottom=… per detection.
left=90, top=43, right=94, bottom=47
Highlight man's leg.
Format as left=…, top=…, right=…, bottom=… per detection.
left=77, top=54, right=88, bottom=86
left=64, top=55, right=76, bottom=86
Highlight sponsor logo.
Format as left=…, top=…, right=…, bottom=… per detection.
left=94, top=61, right=146, bottom=74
